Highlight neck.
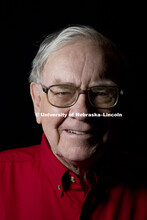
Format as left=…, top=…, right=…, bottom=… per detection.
left=56, top=154, right=88, bottom=176
left=57, top=156, right=92, bottom=193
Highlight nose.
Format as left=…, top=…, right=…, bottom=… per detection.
left=69, top=93, right=91, bottom=120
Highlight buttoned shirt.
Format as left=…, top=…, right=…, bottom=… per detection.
left=0, top=133, right=147, bottom=220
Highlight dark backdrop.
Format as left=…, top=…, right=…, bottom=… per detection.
left=0, top=2, right=146, bottom=155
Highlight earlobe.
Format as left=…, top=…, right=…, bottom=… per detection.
left=30, top=82, right=42, bottom=124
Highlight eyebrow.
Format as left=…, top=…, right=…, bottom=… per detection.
left=51, top=79, right=117, bottom=87
left=52, top=80, right=76, bottom=87
left=90, top=80, right=117, bottom=87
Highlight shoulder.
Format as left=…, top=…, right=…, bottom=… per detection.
left=0, top=144, right=40, bottom=163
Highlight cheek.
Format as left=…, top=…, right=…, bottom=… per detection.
left=41, top=116, right=63, bottom=147
left=40, top=102, right=69, bottom=145
left=97, top=109, right=112, bottom=130
left=40, top=98, right=67, bottom=129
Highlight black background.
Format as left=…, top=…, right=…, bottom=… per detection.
left=0, top=1, right=146, bottom=155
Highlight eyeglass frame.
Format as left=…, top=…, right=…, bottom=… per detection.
left=41, top=83, right=123, bottom=109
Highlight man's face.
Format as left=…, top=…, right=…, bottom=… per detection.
left=31, top=40, right=118, bottom=167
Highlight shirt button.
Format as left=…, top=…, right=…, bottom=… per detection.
left=58, top=185, right=61, bottom=190
left=70, top=176, right=76, bottom=183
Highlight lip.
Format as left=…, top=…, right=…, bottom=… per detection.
left=64, top=129, right=94, bottom=136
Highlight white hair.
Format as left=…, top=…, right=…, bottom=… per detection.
left=29, top=25, right=117, bottom=83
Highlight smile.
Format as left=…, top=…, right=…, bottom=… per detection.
left=65, top=129, right=88, bottom=135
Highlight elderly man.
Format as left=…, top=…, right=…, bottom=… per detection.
left=0, top=26, right=146, bottom=220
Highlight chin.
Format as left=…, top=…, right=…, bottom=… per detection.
left=59, top=146, right=103, bottom=166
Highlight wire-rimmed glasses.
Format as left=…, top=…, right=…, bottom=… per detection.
left=41, top=84, right=123, bottom=109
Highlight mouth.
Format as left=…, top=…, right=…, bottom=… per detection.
left=65, top=129, right=92, bottom=135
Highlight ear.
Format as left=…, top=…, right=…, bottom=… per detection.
left=30, top=82, right=42, bottom=124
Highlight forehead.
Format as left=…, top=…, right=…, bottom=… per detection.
left=42, top=40, right=119, bottom=86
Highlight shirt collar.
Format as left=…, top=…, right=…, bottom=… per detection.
left=40, top=133, right=68, bottom=197
left=40, top=133, right=101, bottom=197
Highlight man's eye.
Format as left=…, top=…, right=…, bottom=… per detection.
left=96, top=91, right=107, bottom=96
left=56, top=92, right=70, bottom=96
left=93, top=90, right=108, bottom=96
left=50, top=89, right=71, bottom=96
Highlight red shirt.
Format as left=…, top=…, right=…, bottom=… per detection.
left=0, top=133, right=147, bottom=220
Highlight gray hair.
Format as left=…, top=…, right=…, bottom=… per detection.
left=29, top=25, right=117, bottom=83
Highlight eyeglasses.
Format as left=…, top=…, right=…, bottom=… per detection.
left=41, top=84, right=123, bottom=109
